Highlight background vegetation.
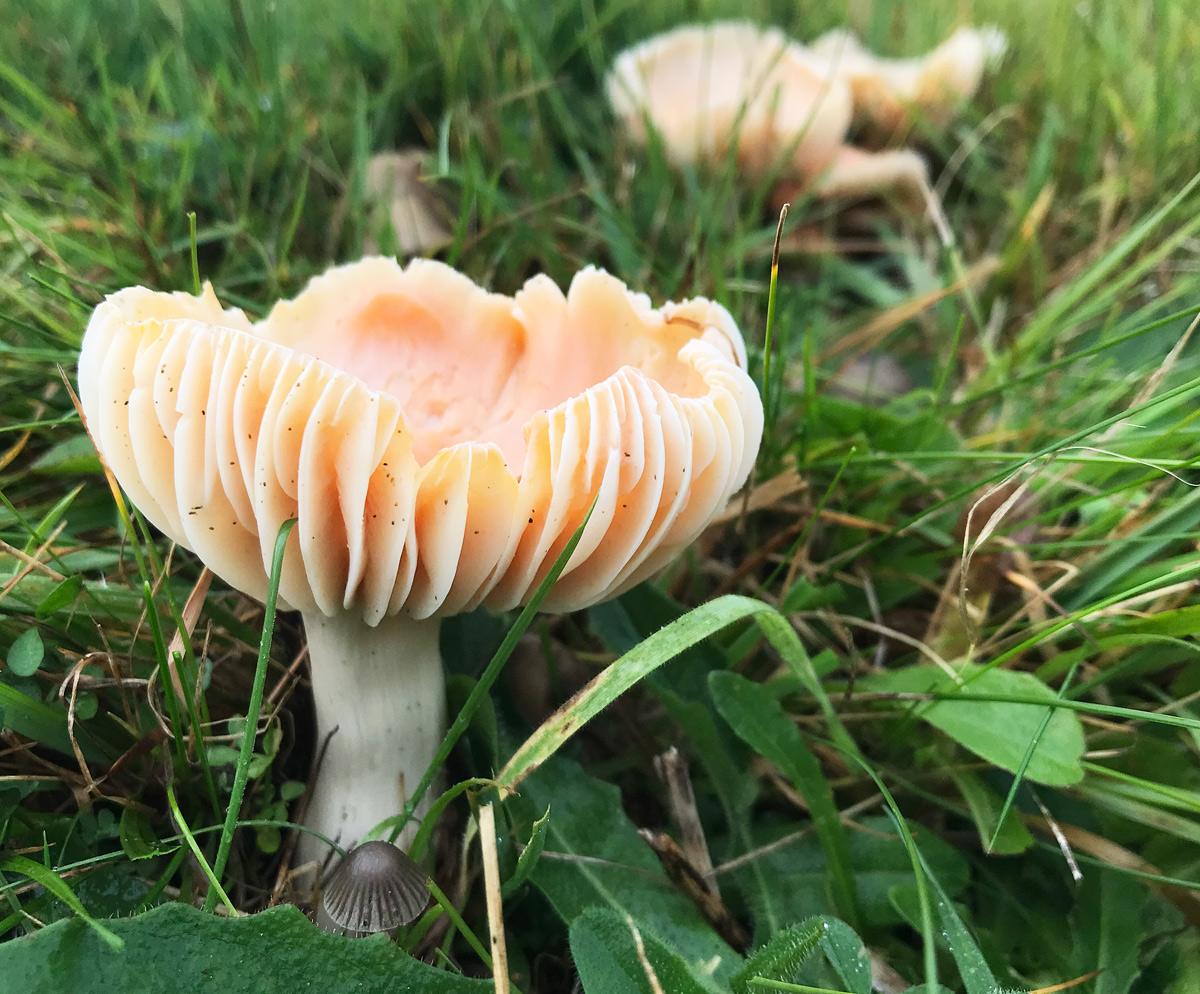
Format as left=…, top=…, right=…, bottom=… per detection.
left=1, top=0, right=1199, bottom=991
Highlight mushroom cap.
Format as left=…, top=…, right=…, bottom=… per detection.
left=317, top=840, right=429, bottom=935
left=78, top=257, right=762, bottom=624
left=810, top=25, right=1007, bottom=132
left=607, top=21, right=852, bottom=177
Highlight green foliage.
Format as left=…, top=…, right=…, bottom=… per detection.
left=0, top=903, right=489, bottom=994
left=816, top=918, right=872, bottom=994
left=2, top=0, right=1200, bottom=991
left=710, top=671, right=859, bottom=928
left=117, top=808, right=161, bottom=862
left=1073, top=870, right=1149, bottom=994
left=948, top=770, right=1035, bottom=856
left=0, top=855, right=122, bottom=950
left=515, top=754, right=739, bottom=983
left=502, top=804, right=551, bottom=899
left=861, top=664, right=1086, bottom=786
left=731, top=919, right=824, bottom=994
left=5, top=629, right=43, bottom=677
left=725, top=817, right=968, bottom=931
left=571, top=908, right=717, bottom=994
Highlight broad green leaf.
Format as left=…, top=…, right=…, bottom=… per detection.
left=503, top=804, right=550, bottom=898
left=818, top=918, right=872, bottom=994
left=6, top=628, right=44, bottom=676
left=499, top=594, right=854, bottom=793
left=118, top=807, right=160, bottom=861
left=571, top=907, right=713, bottom=994
left=732, top=919, right=824, bottom=994
left=709, top=670, right=860, bottom=929
left=1074, top=869, right=1147, bottom=994
left=35, top=574, right=82, bottom=618
left=30, top=434, right=102, bottom=475
left=860, top=664, right=1085, bottom=785
left=515, top=754, right=737, bottom=988
left=0, top=902, right=489, bottom=993
left=948, top=769, right=1034, bottom=855
left=597, top=591, right=755, bottom=815
left=599, top=591, right=781, bottom=935
left=726, top=817, right=967, bottom=930
left=0, top=680, right=119, bottom=762
left=1, top=573, right=144, bottom=622
left=499, top=595, right=769, bottom=790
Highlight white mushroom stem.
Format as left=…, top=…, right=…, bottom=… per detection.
left=296, top=612, right=445, bottom=869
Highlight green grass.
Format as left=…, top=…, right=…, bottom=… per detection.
left=3, top=0, right=1200, bottom=991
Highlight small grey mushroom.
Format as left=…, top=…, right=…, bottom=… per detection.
left=315, top=840, right=430, bottom=938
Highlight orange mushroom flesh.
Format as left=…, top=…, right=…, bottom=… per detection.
left=607, top=20, right=1005, bottom=203
left=77, top=257, right=763, bottom=864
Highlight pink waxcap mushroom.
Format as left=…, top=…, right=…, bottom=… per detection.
left=608, top=21, right=1005, bottom=205
left=77, top=257, right=762, bottom=863
left=607, top=21, right=853, bottom=178
left=810, top=25, right=1007, bottom=135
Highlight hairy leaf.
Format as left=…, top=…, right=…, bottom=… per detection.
left=731, top=919, right=824, bottom=994
left=571, top=907, right=713, bottom=994
left=0, top=902, right=490, bottom=994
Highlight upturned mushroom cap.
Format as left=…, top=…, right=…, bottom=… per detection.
left=607, top=21, right=852, bottom=177
left=316, top=840, right=429, bottom=935
left=77, top=258, right=762, bottom=624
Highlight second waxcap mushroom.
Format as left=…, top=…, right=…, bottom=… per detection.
left=607, top=20, right=1006, bottom=203
left=77, top=257, right=763, bottom=866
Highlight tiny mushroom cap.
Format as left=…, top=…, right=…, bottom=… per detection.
left=316, top=840, right=430, bottom=937
left=77, top=257, right=763, bottom=863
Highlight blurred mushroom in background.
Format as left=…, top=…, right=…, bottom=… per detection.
left=363, top=150, right=452, bottom=256
left=810, top=25, right=1008, bottom=137
left=607, top=20, right=1005, bottom=206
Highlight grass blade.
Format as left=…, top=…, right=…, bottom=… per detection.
left=0, top=854, right=123, bottom=950
left=203, top=518, right=295, bottom=913
left=166, top=780, right=235, bottom=916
